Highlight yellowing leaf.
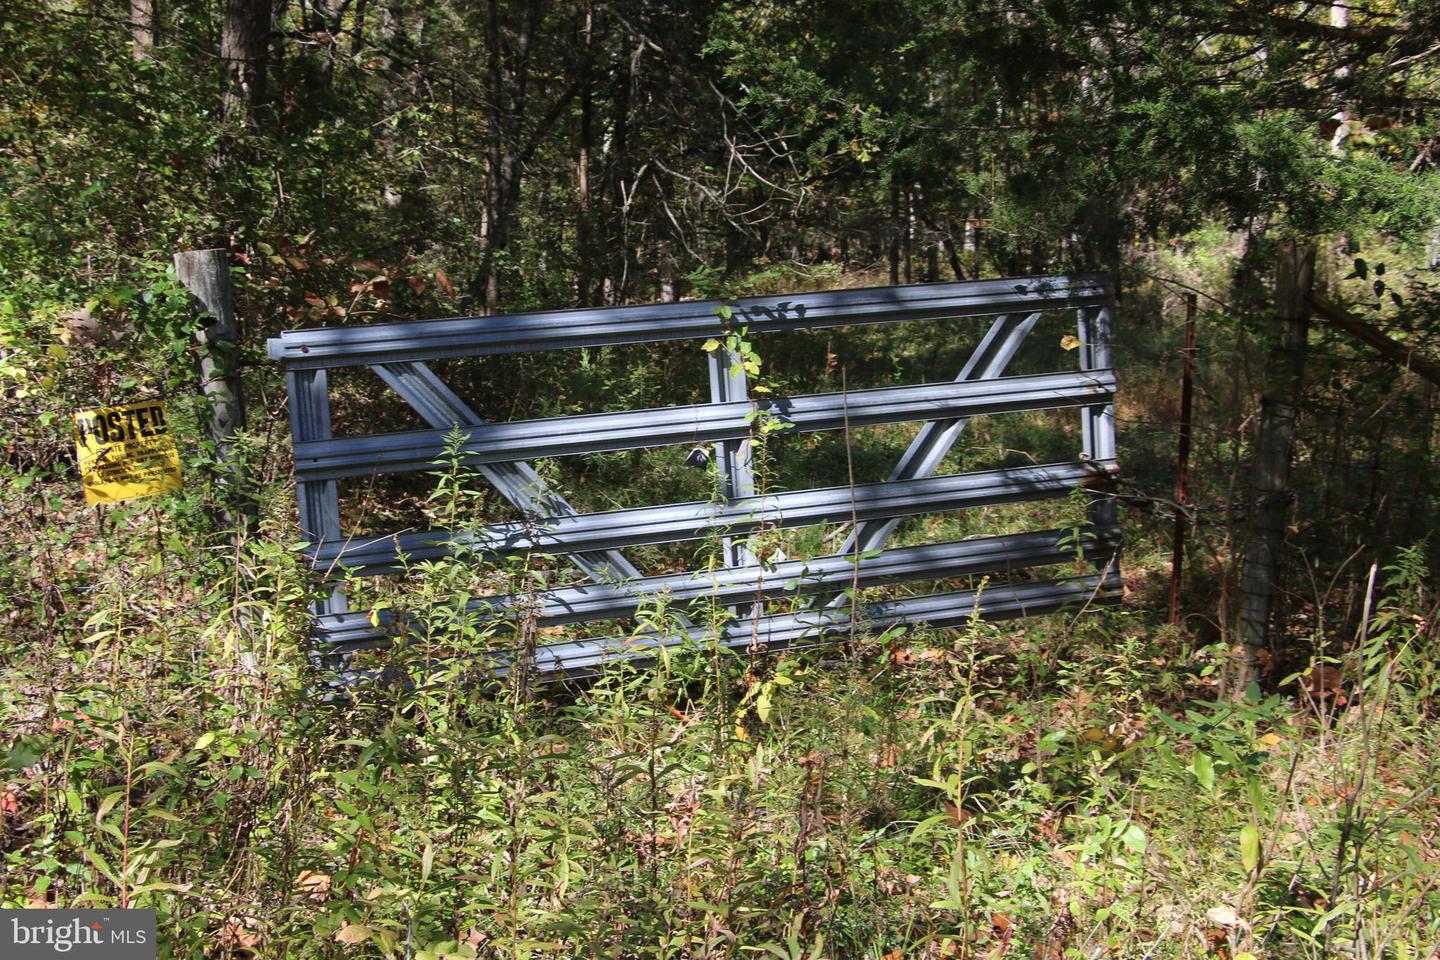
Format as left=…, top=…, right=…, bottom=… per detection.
left=701, top=339, right=722, bottom=352
left=335, top=922, right=372, bottom=945
left=95, top=790, right=124, bottom=824
left=1060, top=334, right=1081, bottom=351
left=1240, top=825, right=1260, bottom=872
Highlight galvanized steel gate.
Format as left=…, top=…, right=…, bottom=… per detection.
left=268, top=275, right=1122, bottom=679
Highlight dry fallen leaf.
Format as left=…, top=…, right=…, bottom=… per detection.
left=296, top=870, right=332, bottom=897
left=220, top=920, right=261, bottom=950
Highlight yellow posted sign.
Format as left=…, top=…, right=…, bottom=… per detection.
left=73, top=400, right=184, bottom=504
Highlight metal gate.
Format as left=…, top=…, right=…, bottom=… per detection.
left=268, top=274, right=1122, bottom=680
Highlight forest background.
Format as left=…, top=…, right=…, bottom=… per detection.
left=3, top=0, right=1440, bottom=957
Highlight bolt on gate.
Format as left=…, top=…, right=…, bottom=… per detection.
left=268, top=274, right=1122, bottom=680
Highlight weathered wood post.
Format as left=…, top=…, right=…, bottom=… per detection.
left=1236, top=242, right=1315, bottom=688
left=174, top=248, right=251, bottom=526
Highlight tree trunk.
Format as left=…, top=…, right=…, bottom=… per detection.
left=377, top=2, right=404, bottom=208
left=576, top=4, right=595, bottom=306
left=1236, top=241, right=1316, bottom=687
left=480, top=0, right=540, bottom=310
left=174, top=248, right=252, bottom=528
left=602, top=40, right=639, bottom=304
left=903, top=188, right=914, bottom=283
left=129, top=0, right=154, bottom=60
left=888, top=176, right=901, bottom=285
left=221, top=0, right=270, bottom=125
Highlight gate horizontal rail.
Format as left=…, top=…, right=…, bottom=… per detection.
left=310, top=459, right=1117, bottom=576
left=343, top=573, right=1123, bottom=685
left=270, top=273, right=1123, bottom=679
left=316, top=526, right=1121, bottom=650
left=293, top=370, right=1114, bottom=482
left=270, top=273, right=1110, bottom=368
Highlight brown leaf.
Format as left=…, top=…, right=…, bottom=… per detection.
left=221, top=920, right=261, bottom=949
left=1301, top=665, right=1343, bottom=698
left=408, top=275, right=427, bottom=296
left=435, top=268, right=456, bottom=297
left=942, top=799, right=972, bottom=826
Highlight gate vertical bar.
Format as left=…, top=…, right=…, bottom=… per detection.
left=707, top=347, right=756, bottom=567
left=1077, top=305, right=1117, bottom=527
left=288, top=368, right=348, bottom=615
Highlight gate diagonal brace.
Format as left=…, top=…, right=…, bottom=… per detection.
left=841, top=313, right=1038, bottom=558
left=371, top=360, right=644, bottom=587
left=821, top=312, right=1038, bottom=608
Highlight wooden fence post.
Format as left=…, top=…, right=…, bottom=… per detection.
left=174, top=248, right=251, bottom=525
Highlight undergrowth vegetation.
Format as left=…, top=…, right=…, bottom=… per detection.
left=2, top=481, right=1438, bottom=958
